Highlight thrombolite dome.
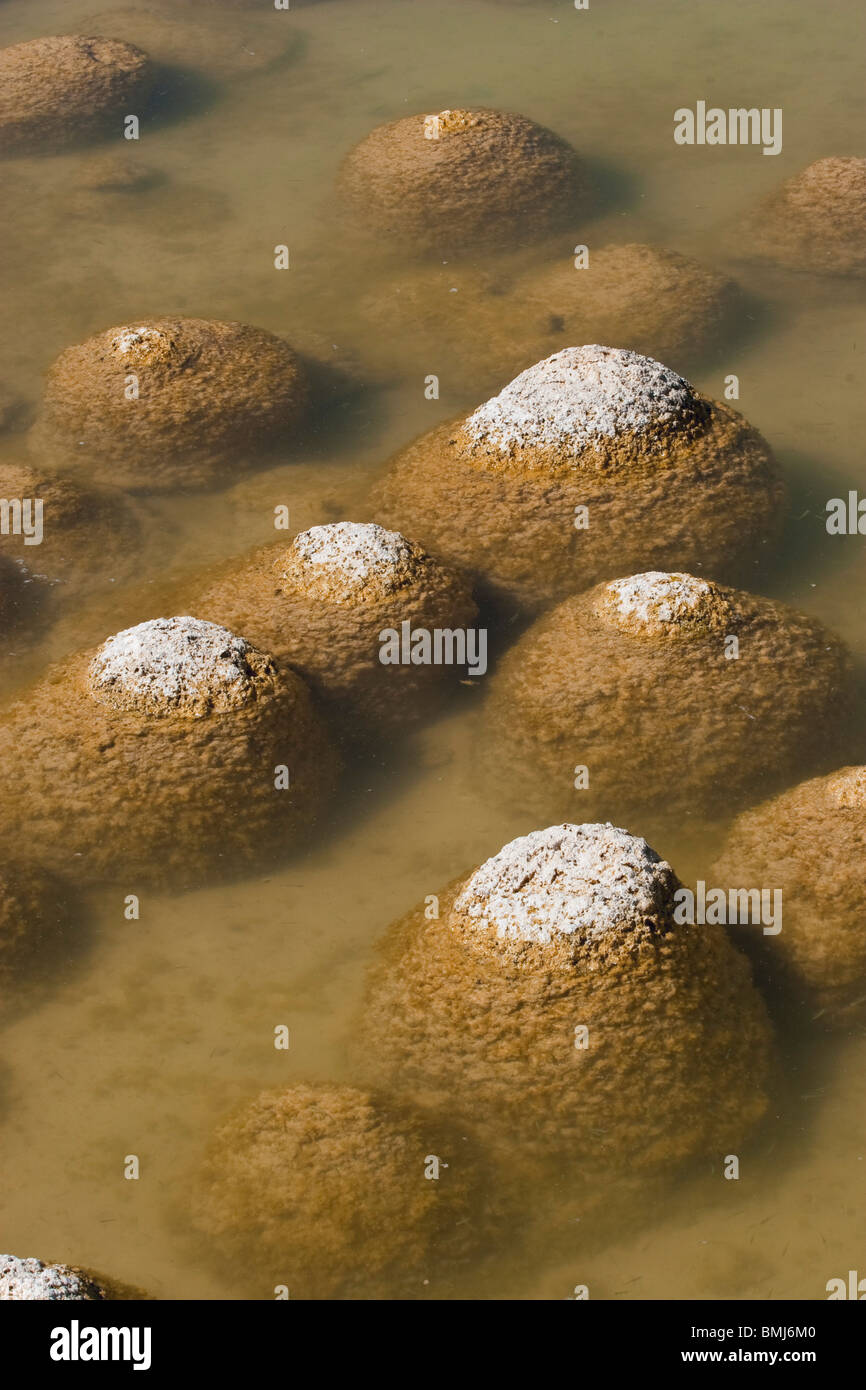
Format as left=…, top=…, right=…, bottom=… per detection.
left=191, top=1081, right=496, bottom=1299
left=361, top=245, right=745, bottom=387
left=0, top=36, right=155, bottom=156
left=713, top=766, right=866, bottom=1027
left=0, top=616, right=340, bottom=887
left=30, top=317, right=309, bottom=490
left=745, top=157, right=866, bottom=277
left=339, top=106, right=590, bottom=254
left=353, top=822, right=774, bottom=1174
left=188, top=521, right=478, bottom=737
left=370, top=346, right=786, bottom=608
left=477, top=572, right=853, bottom=829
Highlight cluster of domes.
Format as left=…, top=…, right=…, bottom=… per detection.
left=371, top=345, right=785, bottom=609
left=187, top=521, right=477, bottom=737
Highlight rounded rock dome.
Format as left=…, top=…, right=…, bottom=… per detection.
left=477, top=573, right=853, bottom=828
left=0, top=36, right=155, bottom=156
left=371, top=346, right=786, bottom=609
left=31, top=317, right=309, bottom=490
left=353, top=823, right=773, bottom=1172
left=191, top=1081, right=494, bottom=1298
left=339, top=106, right=590, bottom=255
left=713, top=765, right=866, bottom=1026
left=745, top=157, right=866, bottom=277
left=0, top=616, right=340, bottom=887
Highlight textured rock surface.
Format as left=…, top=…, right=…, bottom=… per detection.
left=0, top=36, right=155, bottom=156
left=0, top=617, right=340, bottom=887
left=31, top=318, right=309, bottom=490
left=0, top=1254, right=106, bottom=1300
left=339, top=107, right=590, bottom=254
left=713, top=766, right=866, bottom=1026
left=745, top=157, right=866, bottom=276
left=361, top=246, right=745, bottom=384
left=477, top=574, right=853, bottom=827
left=191, top=1082, right=494, bottom=1298
left=353, top=823, right=774, bottom=1171
left=189, top=523, right=478, bottom=736
left=370, top=347, right=786, bottom=609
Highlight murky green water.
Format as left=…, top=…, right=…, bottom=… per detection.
left=0, top=0, right=864, bottom=1299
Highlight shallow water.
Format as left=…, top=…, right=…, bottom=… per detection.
left=0, top=0, right=864, bottom=1300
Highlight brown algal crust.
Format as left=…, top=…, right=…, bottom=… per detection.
left=188, top=537, right=478, bottom=736
left=0, top=865, right=74, bottom=992
left=369, top=400, right=786, bottom=610
left=0, top=641, right=340, bottom=888
left=30, top=318, right=309, bottom=491
left=713, top=766, right=866, bottom=1026
left=0, top=36, right=155, bottom=156
left=352, top=874, right=773, bottom=1173
left=744, top=157, right=866, bottom=277
left=191, top=1082, right=495, bottom=1299
left=338, top=107, right=590, bottom=254
left=478, top=579, right=853, bottom=827
left=362, top=245, right=745, bottom=384
left=0, top=462, right=142, bottom=596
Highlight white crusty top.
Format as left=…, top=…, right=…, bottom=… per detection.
left=89, top=616, right=260, bottom=717
left=452, top=822, right=674, bottom=944
left=461, top=345, right=700, bottom=456
left=285, top=522, right=418, bottom=600
left=600, top=572, right=717, bottom=630
left=0, top=1254, right=101, bottom=1301
left=111, top=326, right=167, bottom=355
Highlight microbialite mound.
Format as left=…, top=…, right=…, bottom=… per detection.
left=371, top=345, right=786, bottom=610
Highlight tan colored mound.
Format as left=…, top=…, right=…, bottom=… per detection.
left=362, top=245, right=745, bottom=385
left=31, top=318, right=309, bottom=491
left=0, top=462, right=141, bottom=596
left=370, top=346, right=786, bottom=609
left=354, top=823, right=773, bottom=1172
left=192, top=1082, right=494, bottom=1299
left=79, top=6, right=302, bottom=80
left=0, top=617, right=340, bottom=887
left=713, top=766, right=866, bottom=1026
left=190, top=522, right=478, bottom=736
left=478, top=573, right=853, bottom=827
left=339, top=107, right=590, bottom=254
left=745, top=157, right=866, bottom=276
left=0, top=36, right=155, bottom=156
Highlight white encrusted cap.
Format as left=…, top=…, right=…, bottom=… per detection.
left=452, top=823, right=675, bottom=944
left=598, top=572, right=721, bottom=635
left=0, top=1254, right=103, bottom=1301
left=89, top=616, right=264, bottom=718
left=461, top=346, right=702, bottom=458
left=280, top=522, right=419, bottom=602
